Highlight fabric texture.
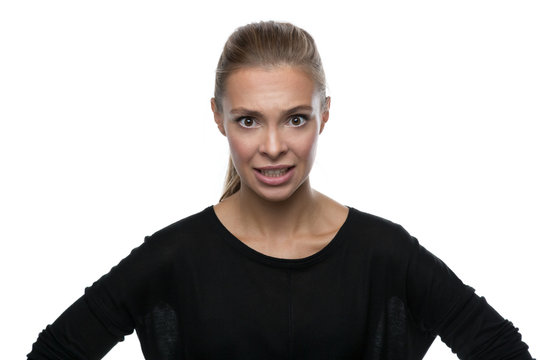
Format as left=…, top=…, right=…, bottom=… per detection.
left=28, top=206, right=534, bottom=359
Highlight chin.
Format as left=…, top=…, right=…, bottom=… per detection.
left=248, top=180, right=309, bottom=204
left=244, top=187, right=292, bottom=203
left=259, top=192, right=294, bottom=203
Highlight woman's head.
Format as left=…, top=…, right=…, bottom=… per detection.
left=212, top=21, right=329, bottom=201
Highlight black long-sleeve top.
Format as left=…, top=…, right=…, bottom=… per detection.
left=28, top=206, right=534, bottom=359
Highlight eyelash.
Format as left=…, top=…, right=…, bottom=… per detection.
left=235, top=114, right=309, bottom=128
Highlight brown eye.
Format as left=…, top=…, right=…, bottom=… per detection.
left=288, top=115, right=307, bottom=127
left=238, top=117, right=257, bottom=128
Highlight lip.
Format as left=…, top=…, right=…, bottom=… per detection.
left=253, top=166, right=295, bottom=186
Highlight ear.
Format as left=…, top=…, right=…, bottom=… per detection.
left=211, top=98, right=226, bottom=136
left=319, top=96, right=331, bottom=134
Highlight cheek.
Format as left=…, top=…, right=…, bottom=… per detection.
left=294, top=131, right=319, bottom=161
left=227, top=134, right=255, bottom=164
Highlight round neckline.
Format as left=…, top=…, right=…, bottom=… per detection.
left=208, top=205, right=354, bottom=269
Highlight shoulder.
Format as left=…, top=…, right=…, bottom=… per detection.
left=84, top=206, right=219, bottom=307
left=347, top=207, right=413, bottom=242
left=345, top=207, right=419, bottom=258
left=149, top=206, right=215, bottom=241
left=126, top=206, right=217, bottom=265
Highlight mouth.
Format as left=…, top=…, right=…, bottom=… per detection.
left=256, top=166, right=293, bottom=177
left=255, top=165, right=294, bottom=185
left=255, top=166, right=295, bottom=177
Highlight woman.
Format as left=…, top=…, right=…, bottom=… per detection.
left=28, top=21, right=534, bottom=359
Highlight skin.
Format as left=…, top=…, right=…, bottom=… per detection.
left=211, top=65, right=349, bottom=259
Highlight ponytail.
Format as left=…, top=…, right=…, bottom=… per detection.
left=219, top=155, right=241, bottom=202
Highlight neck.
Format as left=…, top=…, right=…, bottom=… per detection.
left=233, top=179, right=321, bottom=239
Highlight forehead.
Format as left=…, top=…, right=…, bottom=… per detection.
left=222, top=66, right=318, bottom=110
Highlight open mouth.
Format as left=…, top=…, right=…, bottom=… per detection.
left=256, top=166, right=294, bottom=177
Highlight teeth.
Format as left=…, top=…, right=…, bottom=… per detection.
left=260, top=168, right=288, bottom=177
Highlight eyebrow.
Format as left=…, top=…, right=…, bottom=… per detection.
left=229, top=105, right=314, bottom=117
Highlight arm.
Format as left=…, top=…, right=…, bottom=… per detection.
left=28, top=235, right=162, bottom=359
left=405, top=236, right=534, bottom=359
left=28, top=293, right=130, bottom=360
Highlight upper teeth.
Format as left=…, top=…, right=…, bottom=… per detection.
left=261, top=168, right=288, bottom=177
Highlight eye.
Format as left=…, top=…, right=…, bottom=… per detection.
left=287, top=115, right=308, bottom=127
left=236, top=117, right=259, bottom=128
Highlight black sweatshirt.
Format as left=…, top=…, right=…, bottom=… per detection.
left=28, top=206, right=534, bottom=359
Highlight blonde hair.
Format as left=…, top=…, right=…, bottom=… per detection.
left=215, top=21, right=327, bottom=202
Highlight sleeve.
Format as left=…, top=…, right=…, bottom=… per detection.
left=405, top=235, right=534, bottom=360
left=27, top=295, right=127, bottom=360
left=28, top=235, right=167, bottom=359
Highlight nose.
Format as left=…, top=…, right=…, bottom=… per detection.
left=259, top=127, right=288, bottom=159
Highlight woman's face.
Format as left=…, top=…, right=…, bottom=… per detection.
left=212, top=66, right=329, bottom=202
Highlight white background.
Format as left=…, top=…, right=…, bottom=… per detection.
left=1, top=1, right=538, bottom=358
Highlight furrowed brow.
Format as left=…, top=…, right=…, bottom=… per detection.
left=230, top=105, right=313, bottom=117
left=230, top=108, right=264, bottom=118
left=282, top=105, right=313, bottom=116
